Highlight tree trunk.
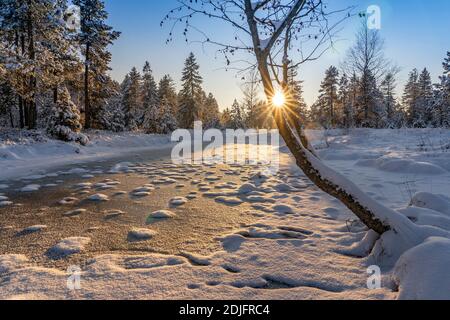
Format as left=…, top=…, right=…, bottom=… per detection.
left=9, top=108, right=14, bottom=128
left=257, top=60, right=390, bottom=235
left=54, top=87, right=58, bottom=104
left=20, top=27, right=28, bottom=128
left=84, top=43, right=91, bottom=129
left=27, top=0, right=36, bottom=129
left=24, top=100, right=29, bottom=128
left=18, top=96, right=24, bottom=128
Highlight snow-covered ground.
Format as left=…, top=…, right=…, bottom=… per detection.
left=0, top=129, right=174, bottom=181
left=1, top=128, right=450, bottom=300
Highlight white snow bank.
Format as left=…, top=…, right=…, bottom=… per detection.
left=0, top=130, right=174, bottom=181
left=410, top=192, right=450, bottom=216
left=399, top=207, right=450, bottom=231
left=356, top=157, right=447, bottom=175
left=393, top=237, right=450, bottom=300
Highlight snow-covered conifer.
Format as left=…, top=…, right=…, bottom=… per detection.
left=178, top=53, right=203, bottom=128
left=47, top=87, right=88, bottom=145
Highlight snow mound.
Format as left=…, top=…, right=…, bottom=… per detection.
left=63, top=209, right=87, bottom=217
left=128, top=228, right=157, bottom=241
left=215, top=197, right=243, bottom=205
left=87, top=194, right=109, bottom=202
left=0, top=201, right=13, bottom=208
left=320, top=150, right=382, bottom=161
left=109, top=162, right=134, bottom=174
left=49, top=237, right=91, bottom=257
left=410, top=192, right=450, bottom=216
left=272, top=204, right=295, bottom=214
left=238, top=183, right=258, bottom=194
left=169, top=197, right=188, bottom=206
left=356, top=157, right=447, bottom=175
left=273, top=183, right=294, bottom=192
left=104, top=210, right=124, bottom=219
left=220, top=234, right=246, bottom=252
left=58, top=197, right=79, bottom=205
left=393, top=237, right=450, bottom=300
left=0, top=255, right=29, bottom=274
left=20, top=184, right=41, bottom=192
left=148, top=210, right=176, bottom=220
left=21, top=225, right=47, bottom=234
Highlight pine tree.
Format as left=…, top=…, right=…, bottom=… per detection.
left=313, top=66, right=339, bottom=128
left=221, top=107, right=232, bottom=128
left=417, top=68, right=434, bottom=126
left=47, top=86, right=88, bottom=145
left=286, top=66, right=308, bottom=124
left=156, top=74, right=178, bottom=133
left=158, top=75, right=178, bottom=114
left=178, top=52, right=203, bottom=128
left=381, top=73, right=398, bottom=127
left=141, top=61, right=160, bottom=132
left=228, top=99, right=245, bottom=129
left=433, top=52, right=450, bottom=127
left=344, top=21, right=396, bottom=128
left=338, top=74, right=354, bottom=128
left=72, top=0, right=120, bottom=129
left=202, top=92, right=221, bottom=128
left=403, top=69, right=422, bottom=127
left=95, top=77, right=125, bottom=132
left=157, top=104, right=178, bottom=134
left=0, top=79, right=15, bottom=127
left=356, top=69, right=384, bottom=128
left=121, top=67, right=142, bottom=131
left=0, top=0, right=82, bottom=129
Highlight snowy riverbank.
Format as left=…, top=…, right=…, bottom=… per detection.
left=0, top=129, right=174, bottom=181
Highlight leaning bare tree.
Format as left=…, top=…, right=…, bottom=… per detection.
left=163, top=0, right=421, bottom=238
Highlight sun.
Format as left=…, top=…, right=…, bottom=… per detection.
left=272, top=90, right=286, bottom=108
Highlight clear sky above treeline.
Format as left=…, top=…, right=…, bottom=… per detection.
left=105, top=0, right=450, bottom=110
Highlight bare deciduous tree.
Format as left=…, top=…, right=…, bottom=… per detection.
left=163, top=0, right=417, bottom=236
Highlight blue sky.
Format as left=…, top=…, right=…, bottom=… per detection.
left=105, top=0, right=450, bottom=109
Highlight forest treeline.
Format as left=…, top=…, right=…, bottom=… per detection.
left=308, top=25, right=450, bottom=129
left=0, top=1, right=449, bottom=146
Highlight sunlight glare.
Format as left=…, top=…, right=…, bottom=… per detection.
left=272, top=90, right=286, bottom=108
